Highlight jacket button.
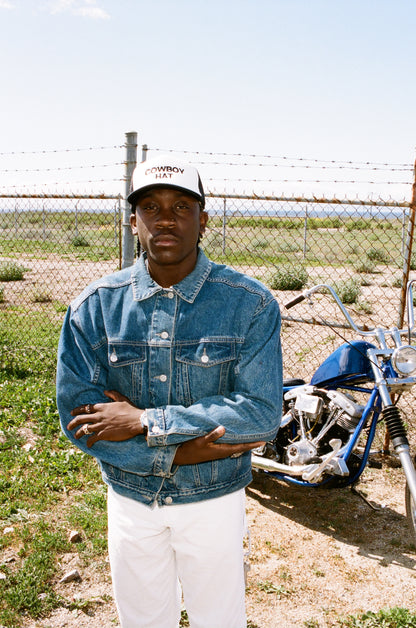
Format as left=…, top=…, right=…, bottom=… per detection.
left=165, top=496, right=173, bottom=504
left=159, top=374, right=167, bottom=382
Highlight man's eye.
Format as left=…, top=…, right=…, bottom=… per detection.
left=173, top=203, right=191, bottom=213
left=142, top=204, right=158, bottom=213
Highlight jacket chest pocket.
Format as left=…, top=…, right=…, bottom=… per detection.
left=107, top=343, right=146, bottom=402
left=175, top=340, right=237, bottom=405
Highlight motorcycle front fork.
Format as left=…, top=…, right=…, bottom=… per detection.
left=378, top=381, right=416, bottom=504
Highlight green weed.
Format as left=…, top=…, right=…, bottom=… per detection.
left=256, top=580, right=291, bottom=597
left=357, top=300, right=373, bottom=314
left=71, top=235, right=90, bottom=247
left=333, top=278, right=361, bottom=304
left=0, top=261, right=27, bottom=281
left=270, top=265, right=308, bottom=291
left=31, top=286, right=53, bottom=303
left=367, top=248, right=390, bottom=264
left=341, top=607, right=416, bottom=627
left=354, top=259, right=377, bottom=274
left=345, top=219, right=373, bottom=231
left=180, top=609, right=190, bottom=626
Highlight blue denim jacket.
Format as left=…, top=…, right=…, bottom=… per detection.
left=57, top=250, right=282, bottom=506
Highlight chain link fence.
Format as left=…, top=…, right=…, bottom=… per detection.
left=1, top=191, right=413, bottom=377
left=1, top=137, right=416, bottom=390
left=203, top=193, right=414, bottom=379
left=0, top=194, right=122, bottom=366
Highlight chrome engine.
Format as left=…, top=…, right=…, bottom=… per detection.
left=281, top=386, right=365, bottom=466
left=252, top=385, right=366, bottom=482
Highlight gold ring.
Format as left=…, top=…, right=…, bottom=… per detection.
left=85, top=404, right=93, bottom=414
left=83, top=424, right=92, bottom=435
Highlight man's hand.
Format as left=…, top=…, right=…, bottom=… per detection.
left=68, top=390, right=145, bottom=448
left=173, top=425, right=265, bottom=465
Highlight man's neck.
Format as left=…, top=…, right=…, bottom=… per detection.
left=146, top=255, right=198, bottom=288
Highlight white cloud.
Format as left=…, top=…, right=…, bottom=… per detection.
left=0, top=1, right=15, bottom=8
left=48, top=0, right=110, bottom=19
left=74, top=5, right=109, bottom=19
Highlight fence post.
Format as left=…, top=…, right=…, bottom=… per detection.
left=303, top=205, right=308, bottom=259
left=121, top=131, right=138, bottom=269
left=222, top=198, right=227, bottom=254
left=114, top=201, right=119, bottom=249
left=75, top=201, right=79, bottom=239
left=42, top=203, right=46, bottom=242
left=397, top=158, right=416, bottom=328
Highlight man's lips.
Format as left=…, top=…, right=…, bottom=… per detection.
left=152, top=233, right=180, bottom=246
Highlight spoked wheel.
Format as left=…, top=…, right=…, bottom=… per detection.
left=405, top=482, right=416, bottom=543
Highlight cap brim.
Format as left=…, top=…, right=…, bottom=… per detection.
left=128, top=183, right=204, bottom=207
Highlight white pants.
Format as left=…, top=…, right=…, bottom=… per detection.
left=107, top=486, right=247, bottom=628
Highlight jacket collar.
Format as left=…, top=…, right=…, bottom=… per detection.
left=131, top=249, right=212, bottom=304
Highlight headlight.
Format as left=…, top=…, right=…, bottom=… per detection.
left=392, top=345, right=416, bottom=376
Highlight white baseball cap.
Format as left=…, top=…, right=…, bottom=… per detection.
left=128, top=156, right=205, bottom=207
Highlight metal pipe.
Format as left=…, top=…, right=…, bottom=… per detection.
left=121, top=131, right=138, bottom=269
left=303, top=205, right=308, bottom=259
left=222, top=198, right=227, bottom=254
left=398, top=158, right=416, bottom=328
left=397, top=445, right=416, bottom=504
left=251, top=454, right=304, bottom=476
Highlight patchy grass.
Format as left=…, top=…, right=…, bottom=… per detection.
left=0, top=322, right=105, bottom=627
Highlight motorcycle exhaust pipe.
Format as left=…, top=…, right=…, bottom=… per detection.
left=251, top=454, right=304, bottom=476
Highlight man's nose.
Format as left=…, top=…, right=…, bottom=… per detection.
left=156, top=207, right=176, bottom=225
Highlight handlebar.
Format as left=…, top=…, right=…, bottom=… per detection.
left=284, top=281, right=416, bottom=339
left=284, top=294, right=306, bottom=309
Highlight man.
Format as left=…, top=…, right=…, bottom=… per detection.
left=56, top=156, right=282, bottom=628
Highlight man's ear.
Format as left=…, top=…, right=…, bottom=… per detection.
left=199, top=211, right=208, bottom=237
left=130, top=213, right=138, bottom=235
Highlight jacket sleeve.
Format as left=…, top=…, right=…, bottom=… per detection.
left=145, top=295, right=283, bottom=447
left=56, top=307, right=178, bottom=476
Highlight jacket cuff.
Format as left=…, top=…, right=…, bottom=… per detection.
left=145, top=408, right=168, bottom=446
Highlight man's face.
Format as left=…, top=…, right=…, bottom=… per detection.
left=130, top=187, right=208, bottom=284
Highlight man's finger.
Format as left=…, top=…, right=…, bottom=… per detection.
left=104, top=390, right=130, bottom=402
left=204, top=425, right=226, bottom=442
left=241, top=441, right=265, bottom=451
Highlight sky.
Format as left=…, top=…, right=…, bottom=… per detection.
left=1, top=0, right=416, bottom=200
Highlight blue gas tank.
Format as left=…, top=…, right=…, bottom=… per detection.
left=310, top=340, right=376, bottom=387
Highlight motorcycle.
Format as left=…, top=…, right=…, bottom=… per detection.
left=251, top=281, right=416, bottom=540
